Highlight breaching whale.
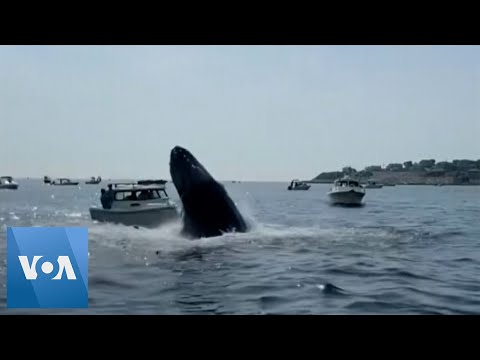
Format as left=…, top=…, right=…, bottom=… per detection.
left=169, top=146, right=248, bottom=239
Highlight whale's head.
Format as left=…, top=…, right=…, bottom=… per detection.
left=169, top=146, right=213, bottom=199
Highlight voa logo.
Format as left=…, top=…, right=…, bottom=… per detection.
left=7, top=226, right=88, bottom=308
left=18, top=255, right=77, bottom=280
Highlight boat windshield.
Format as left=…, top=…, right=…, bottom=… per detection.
left=336, top=180, right=360, bottom=187
left=114, top=189, right=167, bottom=201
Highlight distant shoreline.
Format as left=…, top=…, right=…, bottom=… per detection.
left=308, top=172, right=480, bottom=186
left=304, top=179, right=480, bottom=186
left=309, top=159, right=480, bottom=186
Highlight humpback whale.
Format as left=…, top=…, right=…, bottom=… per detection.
left=169, top=146, right=248, bottom=239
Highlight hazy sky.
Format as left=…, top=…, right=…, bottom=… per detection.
left=1, top=45, right=478, bottom=181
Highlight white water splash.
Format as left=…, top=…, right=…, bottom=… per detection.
left=65, top=212, right=83, bottom=218
left=9, top=213, right=20, bottom=220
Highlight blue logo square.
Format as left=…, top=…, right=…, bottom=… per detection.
left=7, top=227, right=88, bottom=308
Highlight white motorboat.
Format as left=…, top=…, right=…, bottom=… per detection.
left=327, top=177, right=366, bottom=205
left=51, top=178, right=79, bottom=186
left=287, top=179, right=311, bottom=190
left=0, top=176, right=19, bottom=190
left=85, top=176, right=102, bottom=184
left=89, top=182, right=179, bottom=228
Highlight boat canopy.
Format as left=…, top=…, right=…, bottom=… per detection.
left=107, top=183, right=170, bottom=203
left=112, top=187, right=169, bottom=201
left=334, top=177, right=361, bottom=187
left=137, top=179, right=167, bottom=185
left=109, top=182, right=166, bottom=191
left=290, top=179, right=305, bottom=184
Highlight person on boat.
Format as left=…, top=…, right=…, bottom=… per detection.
left=126, top=191, right=138, bottom=201
left=100, top=189, right=108, bottom=209
left=103, top=184, right=114, bottom=209
left=138, top=190, right=152, bottom=200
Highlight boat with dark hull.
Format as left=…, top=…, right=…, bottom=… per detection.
left=287, top=179, right=311, bottom=190
left=0, top=176, right=19, bottom=190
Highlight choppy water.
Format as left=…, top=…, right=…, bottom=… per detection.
left=1, top=179, right=479, bottom=314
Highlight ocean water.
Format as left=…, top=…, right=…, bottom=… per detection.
left=0, top=179, right=479, bottom=314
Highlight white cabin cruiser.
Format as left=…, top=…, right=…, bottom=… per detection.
left=89, top=182, right=179, bottom=228
left=0, top=176, right=19, bottom=190
left=327, top=177, right=366, bottom=205
left=51, top=178, right=79, bottom=186
left=288, top=179, right=311, bottom=190
left=85, top=176, right=102, bottom=184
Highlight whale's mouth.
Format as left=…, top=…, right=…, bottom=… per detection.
left=169, top=146, right=213, bottom=197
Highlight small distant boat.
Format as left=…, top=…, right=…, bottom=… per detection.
left=85, top=176, right=102, bottom=184
left=89, top=181, right=178, bottom=228
left=288, top=179, right=311, bottom=190
left=51, top=178, right=79, bottom=186
left=327, top=176, right=365, bottom=205
left=364, top=180, right=383, bottom=189
left=0, top=176, right=19, bottom=190
left=383, top=183, right=396, bottom=187
left=44, top=176, right=52, bottom=184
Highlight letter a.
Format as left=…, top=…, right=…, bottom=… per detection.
left=52, top=256, right=77, bottom=280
